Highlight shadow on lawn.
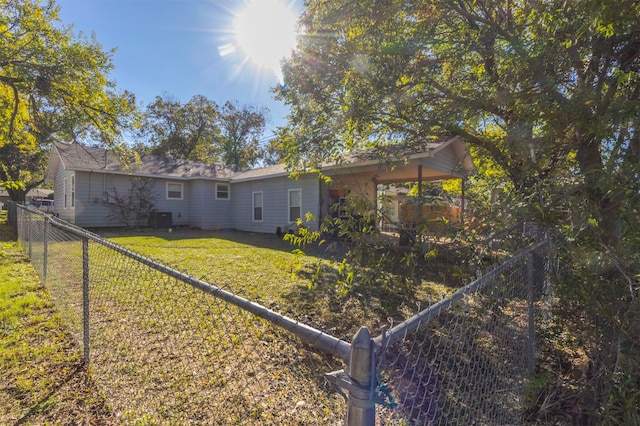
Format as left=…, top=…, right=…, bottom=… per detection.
left=91, top=226, right=348, bottom=261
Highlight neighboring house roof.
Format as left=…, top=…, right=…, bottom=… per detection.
left=45, top=142, right=235, bottom=182
left=0, top=188, right=54, bottom=200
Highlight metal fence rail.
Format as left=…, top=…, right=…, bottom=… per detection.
left=9, top=203, right=552, bottom=425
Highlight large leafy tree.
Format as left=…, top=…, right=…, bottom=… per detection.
left=278, top=0, right=640, bottom=246
left=216, top=101, right=268, bottom=171
left=139, top=97, right=269, bottom=170
left=0, top=0, right=138, bottom=201
left=279, top=0, right=640, bottom=420
left=140, top=94, right=221, bottom=163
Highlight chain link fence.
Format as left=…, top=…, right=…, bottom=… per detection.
left=371, top=241, right=552, bottom=424
left=9, top=203, right=552, bottom=425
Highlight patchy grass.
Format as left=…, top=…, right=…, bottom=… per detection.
left=1, top=214, right=455, bottom=424
left=97, top=228, right=454, bottom=339
left=0, top=211, right=114, bottom=425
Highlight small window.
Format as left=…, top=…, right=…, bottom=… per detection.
left=71, top=175, right=75, bottom=207
left=167, top=182, right=183, bottom=200
left=253, top=191, right=263, bottom=222
left=216, top=183, right=230, bottom=200
left=63, top=178, right=68, bottom=208
left=288, top=189, right=301, bottom=223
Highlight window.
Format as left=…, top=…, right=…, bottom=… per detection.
left=288, top=189, right=301, bottom=223
left=71, top=175, right=75, bottom=208
left=167, top=182, right=183, bottom=200
left=253, top=191, right=263, bottom=222
left=63, top=178, right=68, bottom=208
left=63, top=177, right=74, bottom=208
left=216, top=183, right=230, bottom=200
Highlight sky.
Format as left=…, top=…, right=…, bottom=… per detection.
left=55, top=0, right=305, bottom=139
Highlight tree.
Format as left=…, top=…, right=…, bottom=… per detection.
left=216, top=101, right=268, bottom=171
left=141, top=94, right=220, bottom=163
left=278, top=0, right=640, bottom=247
left=139, top=97, right=271, bottom=170
left=278, top=0, right=640, bottom=421
left=262, top=138, right=287, bottom=166
left=0, top=0, right=138, bottom=201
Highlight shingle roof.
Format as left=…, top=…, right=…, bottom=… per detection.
left=53, top=142, right=235, bottom=180
left=50, top=136, right=472, bottom=183
left=230, top=163, right=290, bottom=181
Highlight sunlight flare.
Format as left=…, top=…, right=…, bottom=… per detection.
left=231, top=0, right=299, bottom=82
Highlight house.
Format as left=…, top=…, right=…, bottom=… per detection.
left=44, top=137, right=474, bottom=233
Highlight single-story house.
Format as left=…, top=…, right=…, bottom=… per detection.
left=44, top=137, right=474, bottom=233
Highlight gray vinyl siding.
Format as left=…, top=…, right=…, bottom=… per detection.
left=74, top=172, right=150, bottom=227
left=74, top=171, right=111, bottom=227
left=54, top=168, right=75, bottom=223
left=230, top=174, right=320, bottom=233
left=428, top=145, right=461, bottom=175
left=71, top=173, right=191, bottom=228
left=187, top=180, right=232, bottom=230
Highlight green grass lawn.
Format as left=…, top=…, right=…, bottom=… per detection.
left=97, top=227, right=453, bottom=338
left=1, top=213, right=454, bottom=424
left=0, top=210, right=114, bottom=425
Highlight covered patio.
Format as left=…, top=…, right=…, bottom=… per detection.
left=320, top=136, right=475, bottom=238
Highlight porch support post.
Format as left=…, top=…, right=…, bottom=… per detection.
left=417, top=165, right=423, bottom=200
left=461, top=177, right=465, bottom=228
left=372, top=177, right=378, bottom=231
left=417, top=165, right=423, bottom=231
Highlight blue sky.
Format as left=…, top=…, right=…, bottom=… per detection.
left=56, top=0, right=304, bottom=138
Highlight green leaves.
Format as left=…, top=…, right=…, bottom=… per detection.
left=0, top=0, right=138, bottom=200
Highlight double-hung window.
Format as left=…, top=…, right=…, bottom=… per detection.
left=253, top=191, right=263, bottom=222
left=167, top=182, right=183, bottom=200
left=288, top=189, right=301, bottom=223
left=71, top=175, right=75, bottom=207
left=216, top=183, right=230, bottom=200
left=63, top=178, right=68, bottom=208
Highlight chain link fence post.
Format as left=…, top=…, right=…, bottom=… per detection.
left=82, top=236, right=90, bottom=364
left=43, top=215, right=49, bottom=283
left=27, top=211, right=32, bottom=260
left=346, top=326, right=375, bottom=426
left=527, top=252, right=536, bottom=371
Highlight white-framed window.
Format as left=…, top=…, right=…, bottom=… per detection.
left=216, top=183, right=230, bottom=200
left=253, top=191, right=263, bottom=222
left=71, top=175, right=75, bottom=208
left=166, top=182, right=183, bottom=200
left=288, top=189, right=301, bottom=223
left=63, top=178, right=68, bottom=208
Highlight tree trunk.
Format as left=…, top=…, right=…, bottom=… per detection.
left=577, top=134, right=621, bottom=247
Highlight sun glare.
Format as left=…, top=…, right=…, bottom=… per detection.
left=232, top=0, right=299, bottom=82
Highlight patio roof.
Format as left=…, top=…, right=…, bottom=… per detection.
left=324, top=136, right=475, bottom=184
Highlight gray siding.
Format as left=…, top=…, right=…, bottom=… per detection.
left=75, top=172, right=155, bottom=227
left=426, top=144, right=461, bottom=175
left=153, top=179, right=190, bottom=227
left=231, top=174, right=320, bottom=233
left=74, top=171, right=112, bottom=227
left=188, top=180, right=232, bottom=230
left=71, top=174, right=232, bottom=230
left=54, top=168, right=75, bottom=223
